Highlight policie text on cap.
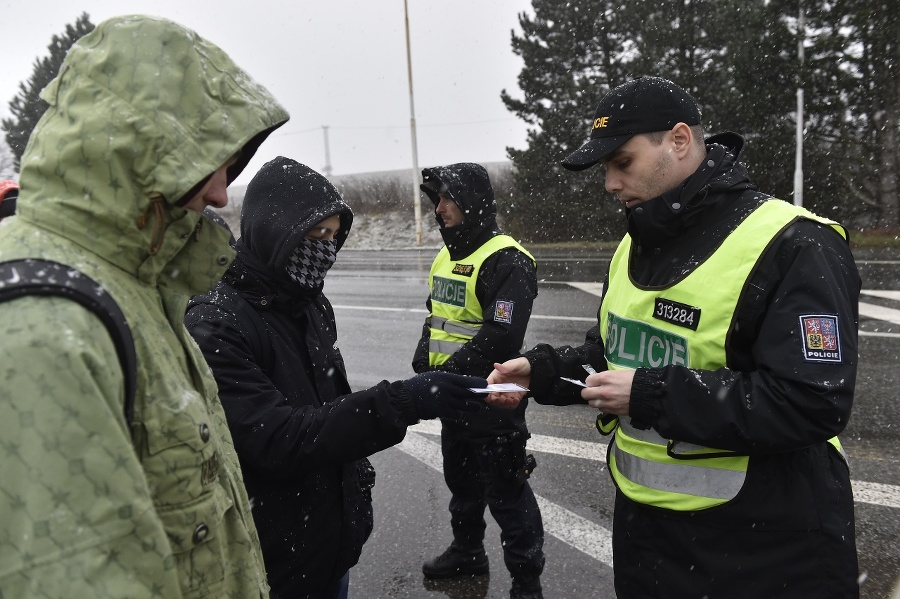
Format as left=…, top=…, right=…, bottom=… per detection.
left=561, top=76, right=702, bottom=171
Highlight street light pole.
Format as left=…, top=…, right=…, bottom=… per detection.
left=793, top=3, right=805, bottom=207
left=322, top=125, right=333, bottom=177
left=403, top=0, right=424, bottom=245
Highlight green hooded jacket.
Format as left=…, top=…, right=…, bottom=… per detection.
left=0, top=15, right=288, bottom=598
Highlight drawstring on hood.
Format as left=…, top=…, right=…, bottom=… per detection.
left=136, top=194, right=168, bottom=256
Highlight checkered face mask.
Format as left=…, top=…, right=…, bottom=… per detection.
left=286, top=238, right=338, bottom=288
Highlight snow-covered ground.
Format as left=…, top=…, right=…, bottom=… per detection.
left=221, top=183, right=444, bottom=251
left=217, top=200, right=442, bottom=251
left=340, top=211, right=443, bottom=250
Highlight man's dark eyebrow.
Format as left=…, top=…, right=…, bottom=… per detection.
left=601, top=149, right=625, bottom=164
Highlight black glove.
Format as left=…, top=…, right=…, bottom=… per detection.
left=402, top=372, right=488, bottom=421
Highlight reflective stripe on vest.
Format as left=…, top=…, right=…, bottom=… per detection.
left=430, top=315, right=481, bottom=336
left=428, top=235, right=535, bottom=366
left=600, top=199, right=846, bottom=511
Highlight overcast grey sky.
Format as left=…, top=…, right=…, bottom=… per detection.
left=1, top=0, right=534, bottom=185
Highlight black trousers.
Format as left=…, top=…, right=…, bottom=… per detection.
left=440, top=426, right=545, bottom=585
left=611, top=444, right=859, bottom=599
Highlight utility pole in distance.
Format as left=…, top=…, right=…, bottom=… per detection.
left=322, top=125, right=333, bottom=177
left=793, top=3, right=804, bottom=207
left=403, top=0, right=423, bottom=245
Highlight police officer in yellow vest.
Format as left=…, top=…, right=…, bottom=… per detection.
left=487, top=77, right=861, bottom=599
left=413, top=163, right=545, bottom=599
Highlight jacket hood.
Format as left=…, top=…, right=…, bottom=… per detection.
left=15, top=15, right=289, bottom=286
left=235, top=156, right=353, bottom=285
left=421, top=162, right=497, bottom=227
left=625, top=131, right=757, bottom=245
left=420, top=162, right=499, bottom=257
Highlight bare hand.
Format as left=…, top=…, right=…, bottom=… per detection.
left=581, top=370, right=634, bottom=416
left=485, top=358, right=531, bottom=409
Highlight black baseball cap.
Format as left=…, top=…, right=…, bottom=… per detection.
left=561, top=77, right=702, bottom=171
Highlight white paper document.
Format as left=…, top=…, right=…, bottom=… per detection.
left=469, top=383, right=529, bottom=393
left=560, top=376, right=588, bottom=388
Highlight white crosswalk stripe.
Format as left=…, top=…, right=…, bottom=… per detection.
left=331, top=283, right=900, bottom=335
left=408, top=420, right=900, bottom=510
left=563, top=282, right=900, bottom=337
left=398, top=428, right=616, bottom=568
left=401, top=425, right=898, bottom=570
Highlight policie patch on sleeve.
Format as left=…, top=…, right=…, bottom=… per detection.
left=799, top=314, right=843, bottom=363
left=495, top=300, right=514, bottom=323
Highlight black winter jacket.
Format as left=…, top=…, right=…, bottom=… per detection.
left=413, top=163, right=537, bottom=438
left=525, top=134, right=861, bottom=596
left=185, top=158, right=419, bottom=597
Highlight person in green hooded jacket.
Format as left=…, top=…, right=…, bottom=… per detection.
left=0, top=15, right=289, bottom=599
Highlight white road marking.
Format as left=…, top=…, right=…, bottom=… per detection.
left=566, top=282, right=604, bottom=296
left=397, top=429, right=615, bottom=568
left=332, top=305, right=428, bottom=314
left=861, top=290, right=900, bottom=301
left=333, top=284, right=900, bottom=333
left=408, top=420, right=900, bottom=510
left=561, top=282, right=900, bottom=337
left=859, top=302, right=900, bottom=326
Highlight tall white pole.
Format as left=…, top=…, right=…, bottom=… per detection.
left=322, top=125, right=333, bottom=177
left=793, top=4, right=805, bottom=207
left=403, top=0, right=424, bottom=245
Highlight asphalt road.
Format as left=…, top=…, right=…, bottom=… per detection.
left=323, top=247, right=900, bottom=599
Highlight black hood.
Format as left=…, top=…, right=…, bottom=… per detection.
left=420, top=162, right=499, bottom=257
left=625, top=132, right=757, bottom=246
left=230, top=156, right=352, bottom=293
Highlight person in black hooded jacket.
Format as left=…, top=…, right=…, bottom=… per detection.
left=412, top=163, right=545, bottom=599
left=488, top=78, right=861, bottom=598
left=185, top=156, right=488, bottom=599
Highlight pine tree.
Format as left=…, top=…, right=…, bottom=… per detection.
left=829, top=0, right=899, bottom=227
left=1, top=13, right=94, bottom=171
left=501, top=0, right=898, bottom=235
left=704, top=0, right=798, bottom=201
left=0, top=139, right=15, bottom=180
left=500, top=0, right=799, bottom=242
left=501, top=0, right=639, bottom=242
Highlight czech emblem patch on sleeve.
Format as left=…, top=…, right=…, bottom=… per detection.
left=799, top=314, right=842, bottom=362
left=495, top=300, right=514, bottom=323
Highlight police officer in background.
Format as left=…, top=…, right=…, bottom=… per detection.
left=413, top=162, right=545, bottom=599
left=488, top=77, right=861, bottom=598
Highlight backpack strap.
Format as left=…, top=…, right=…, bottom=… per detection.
left=0, top=259, right=137, bottom=427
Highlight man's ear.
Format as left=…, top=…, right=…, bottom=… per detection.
left=670, top=122, right=694, bottom=157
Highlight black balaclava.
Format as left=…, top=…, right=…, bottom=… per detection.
left=420, top=162, right=499, bottom=259
left=231, top=156, right=353, bottom=300
left=286, top=237, right=338, bottom=289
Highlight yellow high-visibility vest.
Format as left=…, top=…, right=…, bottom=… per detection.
left=428, top=235, right=535, bottom=366
left=599, top=199, right=846, bottom=511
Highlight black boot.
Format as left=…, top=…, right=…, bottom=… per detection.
left=422, top=541, right=489, bottom=579
left=510, top=579, right=543, bottom=599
